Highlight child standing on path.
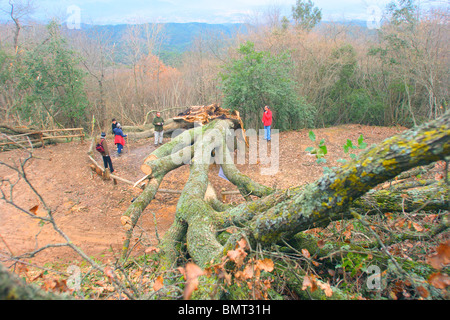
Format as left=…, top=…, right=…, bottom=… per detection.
left=113, top=123, right=127, bottom=156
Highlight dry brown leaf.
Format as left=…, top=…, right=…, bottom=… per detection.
left=42, top=278, right=70, bottom=293
left=302, top=274, right=317, bottom=293
left=222, top=271, right=232, bottom=286
left=237, top=238, right=248, bottom=250
left=435, top=173, right=444, bottom=181
left=417, top=286, right=429, bottom=298
left=394, top=217, right=406, bottom=228
left=317, top=281, right=333, bottom=297
left=104, top=267, right=115, bottom=279
left=177, top=266, right=186, bottom=278
left=183, top=263, right=205, bottom=300
left=263, top=279, right=272, bottom=291
left=153, top=275, right=164, bottom=292
left=145, top=246, right=160, bottom=254
left=29, top=204, right=47, bottom=217
left=423, top=214, right=438, bottom=223
left=227, top=247, right=247, bottom=268
left=29, top=205, right=39, bottom=215
left=317, top=239, right=325, bottom=248
left=302, top=249, right=311, bottom=258
left=242, top=264, right=254, bottom=279
left=186, top=262, right=205, bottom=280
left=412, top=222, right=424, bottom=232
left=428, top=272, right=450, bottom=289
left=255, top=258, right=274, bottom=273
left=312, top=260, right=320, bottom=267
left=343, top=224, right=353, bottom=240
left=427, top=241, right=450, bottom=270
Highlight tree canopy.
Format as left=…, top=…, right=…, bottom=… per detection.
left=220, top=41, right=316, bottom=130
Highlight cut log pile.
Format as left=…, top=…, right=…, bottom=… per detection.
left=126, top=104, right=247, bottom=142
left=173, top=104, right=243, bottom=126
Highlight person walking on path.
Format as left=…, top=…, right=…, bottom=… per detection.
left=262, top=105, right=272, bottom=141
left=152, top=111, right=165, bottom=146
left=113, top=123, right=127, bottom=156
left=97, top=132, right=115, bottom=173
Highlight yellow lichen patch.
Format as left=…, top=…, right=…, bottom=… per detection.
left=330, top=178, right=342, bottom=190
left=410, top=142, right=430, bottom=158
left=382, top=158, right=398, bottom=170
left=336, top=196, right=347, bottom=206
left=322, top=202, right=332, bottom=209
left=361, top=157, right=373, bottom=167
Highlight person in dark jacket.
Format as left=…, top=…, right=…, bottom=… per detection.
left=152, top=112, right=164, bottom=146
left=97, top=132, right=114, bottom=173
left=111, top=118, right=118, bottom=135
left=113, top=123, right=127, bottom=155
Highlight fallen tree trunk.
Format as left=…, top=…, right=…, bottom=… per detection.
left=118, top=108, right=449, bottom=299
left=245, top=111, right=449, bottom=244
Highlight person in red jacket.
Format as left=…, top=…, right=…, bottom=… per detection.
left=113, top=123, right=127, bottom=156
left=262, top=105, right=272, bottom=141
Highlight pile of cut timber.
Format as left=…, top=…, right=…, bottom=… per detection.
left=174, top=104, right=243, bottom=127
left=126, top=104, right=246, bottom=140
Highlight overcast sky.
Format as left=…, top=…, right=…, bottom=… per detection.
left=0, top=0, right=446, bottom=25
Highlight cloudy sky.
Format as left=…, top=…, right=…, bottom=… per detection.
left=0, top=0, right=446, bottom=25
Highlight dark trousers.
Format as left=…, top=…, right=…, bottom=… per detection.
left=102, top=155, right=114, bottom=173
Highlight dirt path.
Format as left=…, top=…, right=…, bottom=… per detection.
left=0, top=124, right=406, bottom=266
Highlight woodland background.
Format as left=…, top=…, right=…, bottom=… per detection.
left=0, top=0, right=448, bottom=133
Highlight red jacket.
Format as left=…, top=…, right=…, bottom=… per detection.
left=262, top=109, right=272, bottom=126
left=113, top=127, right=126, bottom=146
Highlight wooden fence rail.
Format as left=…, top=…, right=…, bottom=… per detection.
left=0, top=128, right=84, bottom=150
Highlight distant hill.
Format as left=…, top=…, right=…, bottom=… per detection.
left=72, top=22, right=248, bottom=65
left=67, top=19, right=372, bottom=66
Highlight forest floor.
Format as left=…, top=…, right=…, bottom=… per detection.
left=0, top=124, right=412, bottom=267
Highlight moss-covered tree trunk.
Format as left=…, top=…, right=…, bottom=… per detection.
left=120, top=110, right=449, bottom=271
